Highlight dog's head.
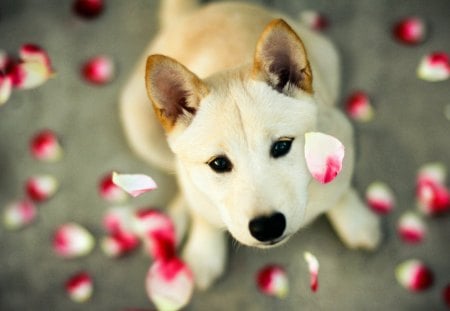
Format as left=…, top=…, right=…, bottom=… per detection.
left=145, top=19, right=318, bottom=248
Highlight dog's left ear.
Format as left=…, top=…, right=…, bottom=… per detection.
left=253, top=19, right=313, bottom=96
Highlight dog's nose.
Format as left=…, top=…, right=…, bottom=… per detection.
left=248, top=212, right=286, bottom=242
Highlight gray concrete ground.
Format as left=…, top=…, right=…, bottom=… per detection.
left=0, top=0, right=449, bottom=310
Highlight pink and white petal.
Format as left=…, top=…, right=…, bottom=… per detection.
left=304, top=132, right=345, bottom=184
left=98, top=172, right=128, bottom=203
left=53, top=223, right=95, bottom=258
left=146, top=258, right=194, bottom=311
left=365, top=181, right=396, bottom=215
left=30, top=129, right=63, bottom=162
left=395, top=259, right=434, bottom=292
left=112, top=172, right=157, bottom=198
left=13, top=61, right=51, bottom=90
left=0, top=74, right=12, bottom=106
left=73, top=0, right=104, bottom=19
left=101, top=231, right=140, bottom=258
left=304, top=252, right=319, bottom=292
left=417, top=52, right=450, bottom=82
left=102, top=206, right=134, bottom=233
left=19, top=44, right=53, bottom=74
left=416, top=179, right=450, bottom=216
left=393, top=17, right=426, bottom=45
left=397, top=212, right=426, bottom=244
left=256, top=264, right=289, bottom=299
left=417, top=162, right=447, bottom=185
left=65, top=271, right=93, bottom=303
left=3, top=199, right=37, bottom=230
left=25, top=174, right=59, bottom=202
left=344, top=91, right=374, bottom=122
left=81, top=55, right=115, bottom=85
left=299, top=10, right=329, bottom=31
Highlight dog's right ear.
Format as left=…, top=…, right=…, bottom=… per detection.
left=145, top=55, right=209, bottom=132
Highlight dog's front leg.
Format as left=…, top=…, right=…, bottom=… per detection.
left=182, top=211, right=226, bottom=290
left=327, top=188, right=382, bottom=250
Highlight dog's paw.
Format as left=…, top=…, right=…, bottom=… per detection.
left=342, top=211, right=381, bottom=250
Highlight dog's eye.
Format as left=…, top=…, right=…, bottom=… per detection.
left=208, top=156, right=233, bottom=173
left=270, top=138, right=294, bottom=158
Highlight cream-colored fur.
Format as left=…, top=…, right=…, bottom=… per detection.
left=120, top=0, right=381, bottom=290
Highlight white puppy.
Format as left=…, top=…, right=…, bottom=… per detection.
left=120, top=0, right=381, bottom=289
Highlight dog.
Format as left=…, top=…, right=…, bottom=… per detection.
left=120, top=0, right=381, bottom=289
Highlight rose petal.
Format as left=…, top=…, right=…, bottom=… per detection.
left=19, top=44, right=53, bottom=75
left=30, top=129, right=63, bottom=162
left=101, top=230, right=140, bottom=258
left=12, top=61, right=51, bottom=90
left=416, top=178, right=450, bottom=216
left=417, top=52, right=450, bottom=82
left=25, top=174, right=59, bottom=202
left=395, top=259, right=433, bottom=292
left=304, top=132, right=345, bottom=184
left=3, top=199, right=37, bottom=230
left=73, top=0, right=104, bottom=19
left=304, top=252, right=319, bottom=292
left=81, top=55, right=114, bottom=85
left=397, top=212, right=426, bottom=244
left=344, top=91, right=374, bottom=122
left=256, top=264, right=289, bottom=299
left=365, top=181, right=396, bottom=215
left=53, top=223, right=95, bottom=258
left=393, top=17, right=426, bottom=45
left=299, top=10, right=329, bottom=31
left=112, top=172, right=157, bottom=198
left=99, top=172, right=128, bottom=203
left=146, top=258, right=194, bottom=311
left=0, top=74, right=12, bottom=105
left=65, top=271, right=93, bottom=303
left=417, top=162, right=447, bottom=186
left=102, top=206, right=134, bottom=233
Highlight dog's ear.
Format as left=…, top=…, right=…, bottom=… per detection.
left=145, top=54, right=209, bottom=131
left=253, top=19, right=313, bottom=96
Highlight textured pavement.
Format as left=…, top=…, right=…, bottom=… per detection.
left=0, top=0, right=449, bottom=310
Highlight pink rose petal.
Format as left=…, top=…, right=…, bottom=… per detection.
left=112, top=172, right=157, bottom=198
left=102, top=207, right=134, bottom=233
left=53, top=223, right=95, bottom=258
left=82, top=55, right=114, bottom=85
left=98, top=172, right=128, bottom=203
left=365, top=181, right=396, bottom=215
left=65, top=271, right=93, bottom=303
left=417, top=52, right=450, bottom=82
left=395, top=259, right=434, bottom=292
left=73, top=0, right=104, bottom=19
left=146, top=258, right=194, bottom=311
left=0, top=74, right=12, bottom=105
left=12, top=61, right=51, bottom=90
left=417, top=162, right=447, bottom=185
left=256, top=264, right=289, bottom=299
left=30, top=129, right=63, bottom=162
left=393, top=17, right=426, bottom=45
left=25, top=174, right=59, bottom=202
left=304, top=132, right=345, bottom=184
left=344, top=91, right=374, bottom=122
left=397, top=212, right=426, bottom=244
left=3, top=199, right=37, bottom=230
left=299, top=10, right=329, bottom=31
left=416, top=171, right=450, bottom=216
left=304, top=252, right=319, bottom=292
left=19, top=44, right=53, bottom=75
left=101, top=230, right=140, bottom=258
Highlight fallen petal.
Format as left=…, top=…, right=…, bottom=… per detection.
left=304, top=252, right=319, bottom=292
left=417, top=52, right=450, bottom=82
left=366, top=181, right=396, bottom=215
left=81, top=55, right=114, bottom=85
left=395, top=259, right=433, bottom=292
left=102, top=206, right=134, bottom=233
left=65, top=271, right=93, bottom=303
left=13, top=61, right=51, bottom=90
left=397, top=212, right=426, bottom=244
left=73, top=0, right=104, bottom=19
left=3, top=199, right=37, bottom=230
left=416, top=178, right=450, bottom=216
left=304, top=132, right=345, bottom=184
left=25, top=174, right=59, bottom=202
left=99, top=172, right=128, bottom=203
left=299, top=10, right=329, bottom=31
left=19, top=43, right=53, bottom=75
left=256, top=264, right=289, bottom=299
left=112, top=172, right=157, bottom=198
left=393, top=17, right=426, bottom=45
left=0, top=74, right=12, bottom=105
left=30, top=129, right=63, bottom=162
left=344, top=91, right=374, bottom=122
left=101, top=230, right=140, bottom=258
left=146, top=258, right=194, bottom=311
left=417, top=162, right=447, bottom=185
left=53, top=223, right=95, bottom=258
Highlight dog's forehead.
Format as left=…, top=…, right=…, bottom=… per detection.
left=171, top=77, right=317, bottom=161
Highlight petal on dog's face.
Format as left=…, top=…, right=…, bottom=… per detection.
left=169, top=71, right=318, bottom=247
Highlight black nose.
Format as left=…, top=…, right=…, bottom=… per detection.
left=248, top=212, right=286, bottom=242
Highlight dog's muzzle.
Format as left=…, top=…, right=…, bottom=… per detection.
left=248, top=212, right=286, bottom=244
